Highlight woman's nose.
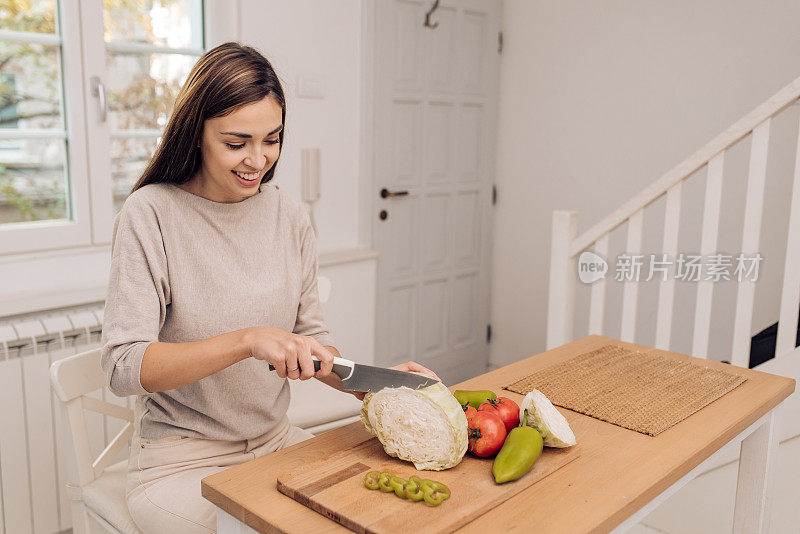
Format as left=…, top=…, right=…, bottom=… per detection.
left=243, top=147, right=268, bottom=169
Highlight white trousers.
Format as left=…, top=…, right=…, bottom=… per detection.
left=126, top=414, right=313, bottom=533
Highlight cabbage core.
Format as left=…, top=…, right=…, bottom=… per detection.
left=519, top=389, right=577, bottom=447
left=360, top=382, right=468, bottom=470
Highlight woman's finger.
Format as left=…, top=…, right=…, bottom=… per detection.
left=297, top=338, right=315, bottom=380
left=309, top=339, right=334, bottom=378
left=393, top=361, right=441, bottom=382
left=274, top=355, right=288, bottom=379
left=285, top=341, right=302, bottom=380
left=409, top=361, right=440, bottom=381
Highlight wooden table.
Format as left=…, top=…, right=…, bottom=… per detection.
left=202, top=335, right=795, bottom=533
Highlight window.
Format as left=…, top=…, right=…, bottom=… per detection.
left=0, top=0, right=70, bottom=229
left=0, top=0, right=206, bottom=254
left=102, top=0, right=204, bottom=212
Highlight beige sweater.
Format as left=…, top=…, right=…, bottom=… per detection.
left=100, top=182, right=335, bottom=441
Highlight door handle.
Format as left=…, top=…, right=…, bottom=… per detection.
left=380, top=188, right=409, bottom=198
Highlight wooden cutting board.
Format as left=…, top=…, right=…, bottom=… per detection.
left=277, top=436, right=580, bottom=534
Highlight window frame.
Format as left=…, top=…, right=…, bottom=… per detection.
left=0, top=0, right=93, bottom=254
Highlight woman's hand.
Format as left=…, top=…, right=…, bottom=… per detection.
left=245, top=326, right=334, bottom=381
left=349, top=361, right=441, bottom=401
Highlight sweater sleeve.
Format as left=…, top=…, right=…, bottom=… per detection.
left=293, top=211, right=336, bottom=348
left=100, top=197, right=171, bottom=397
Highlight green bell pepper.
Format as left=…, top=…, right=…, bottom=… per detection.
left=453, top=389, right=497, bottom=409
left=492, top=409, right=544, bottom=484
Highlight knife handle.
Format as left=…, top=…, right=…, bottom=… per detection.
left=268, top=356, right=354, bottom=380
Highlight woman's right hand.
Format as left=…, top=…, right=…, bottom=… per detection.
left=244, top=326, right=334, bottom=381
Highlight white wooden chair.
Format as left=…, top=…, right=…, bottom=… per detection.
left=49, top=348, right=141, bottom=534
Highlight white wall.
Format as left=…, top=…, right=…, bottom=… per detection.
left=238, top=0, right=364, bottom=252
left=491, top=0, right=800, bottom=366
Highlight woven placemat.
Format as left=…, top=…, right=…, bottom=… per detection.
left=503, top=344, right=747, bottom=436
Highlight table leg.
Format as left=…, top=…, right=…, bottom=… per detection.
left=733, top=409, right=780, bottom=534
left=217, top=508, right=259, bottom=534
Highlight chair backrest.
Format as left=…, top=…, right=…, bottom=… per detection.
left=50, top=348, right=134, bottom=487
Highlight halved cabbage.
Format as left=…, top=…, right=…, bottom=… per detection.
left=360, top=381, right=468, bottom=470
left=519, top=389, right=576, bottom=447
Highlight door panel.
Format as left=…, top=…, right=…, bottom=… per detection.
left=387, top=197, right=419, bottom=277
left=461, top=10, right=488, bottom=95
left=428, top=6, right=457, bottom=92
left=373, top=0, right=500, bottom=382
left=454, top=190, right=481, bottom=266
left=419, top=277, right=448, bottom=357
left=456, top=103, right=483, bottom=181
left=451, top=272, right=479, bottom=349
left=424, top=102, right=454, bottom=183
left=394, top=1, right=426, bottom=92
left=388, top=283, right=417, bottom=362
left=392, top=100, right=423, bottom=184
left=421, top=192, right=450, bottom=271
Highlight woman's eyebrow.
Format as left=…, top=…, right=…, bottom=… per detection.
left=220, top=125, right=283, bottom=138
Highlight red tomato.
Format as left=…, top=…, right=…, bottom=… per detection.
left=463, top=404, right=478, bottom=422
left=467, top=412, right=507, bottom=457
left=478, top=397, right=520, bottom=433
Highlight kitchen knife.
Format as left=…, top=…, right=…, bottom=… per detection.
left=268, top=356, right=440, bottom=392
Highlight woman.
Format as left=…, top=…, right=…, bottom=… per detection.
left=100, top=42, right=440, bottom=533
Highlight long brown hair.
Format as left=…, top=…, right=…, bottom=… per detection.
left=131, top=42, right=286, bottom=193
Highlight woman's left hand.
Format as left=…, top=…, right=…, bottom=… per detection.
left=349, top=361, right=441, bottom=401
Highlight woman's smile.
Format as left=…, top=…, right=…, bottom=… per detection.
left=232, top=169, right=262, bottom=186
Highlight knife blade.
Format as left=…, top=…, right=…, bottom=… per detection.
left=268, top=356, right=440, bottom=392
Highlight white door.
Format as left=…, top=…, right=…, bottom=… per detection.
left=371, top=0, right=500, bottom=382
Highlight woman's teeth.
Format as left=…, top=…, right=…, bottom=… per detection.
left=234, top=170, right=259, bottom=181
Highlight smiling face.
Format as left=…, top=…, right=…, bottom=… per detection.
left=181, top=96, right=283, bottom=203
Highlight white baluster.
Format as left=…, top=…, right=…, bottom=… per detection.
left=588, top=234, right=610, bottom=335
left=620, top=210, right=643, bottom=343
left=731, top=120, right=771, bottom=367
left=776, top=113, right=800, bottom=357
left=655, top=183, right=682, bottom=350
left=547, top=211, right=579, bottom=349
left=692, top=152, right=725, bottom=359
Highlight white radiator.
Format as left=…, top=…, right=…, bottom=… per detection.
left=0, top=303, right=118, bottom=534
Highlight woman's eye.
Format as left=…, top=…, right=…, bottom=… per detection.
left=225, top=143, right=245, bottom=150
left=265, top=139, right=279, bottom=145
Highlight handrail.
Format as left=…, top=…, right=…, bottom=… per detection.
left=569, top=75, right=800, bottom=257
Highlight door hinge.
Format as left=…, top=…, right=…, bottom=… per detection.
left=486, top=324, right=492, bottom=343
left=492, top=184, right=497, bottom=205
left=498, top=31, right=503, bottom=54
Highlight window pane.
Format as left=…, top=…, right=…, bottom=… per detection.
left=103, top=0, right=203, bottom=49
left=110, top=136, right=158, bottom=212
left=0, top=41, right=64, bottom=130
left=0, top=0, right=57, bottom=34
left=106, top=52, right=196, bottom=130
left=0, top=137, right=68, bottom=225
